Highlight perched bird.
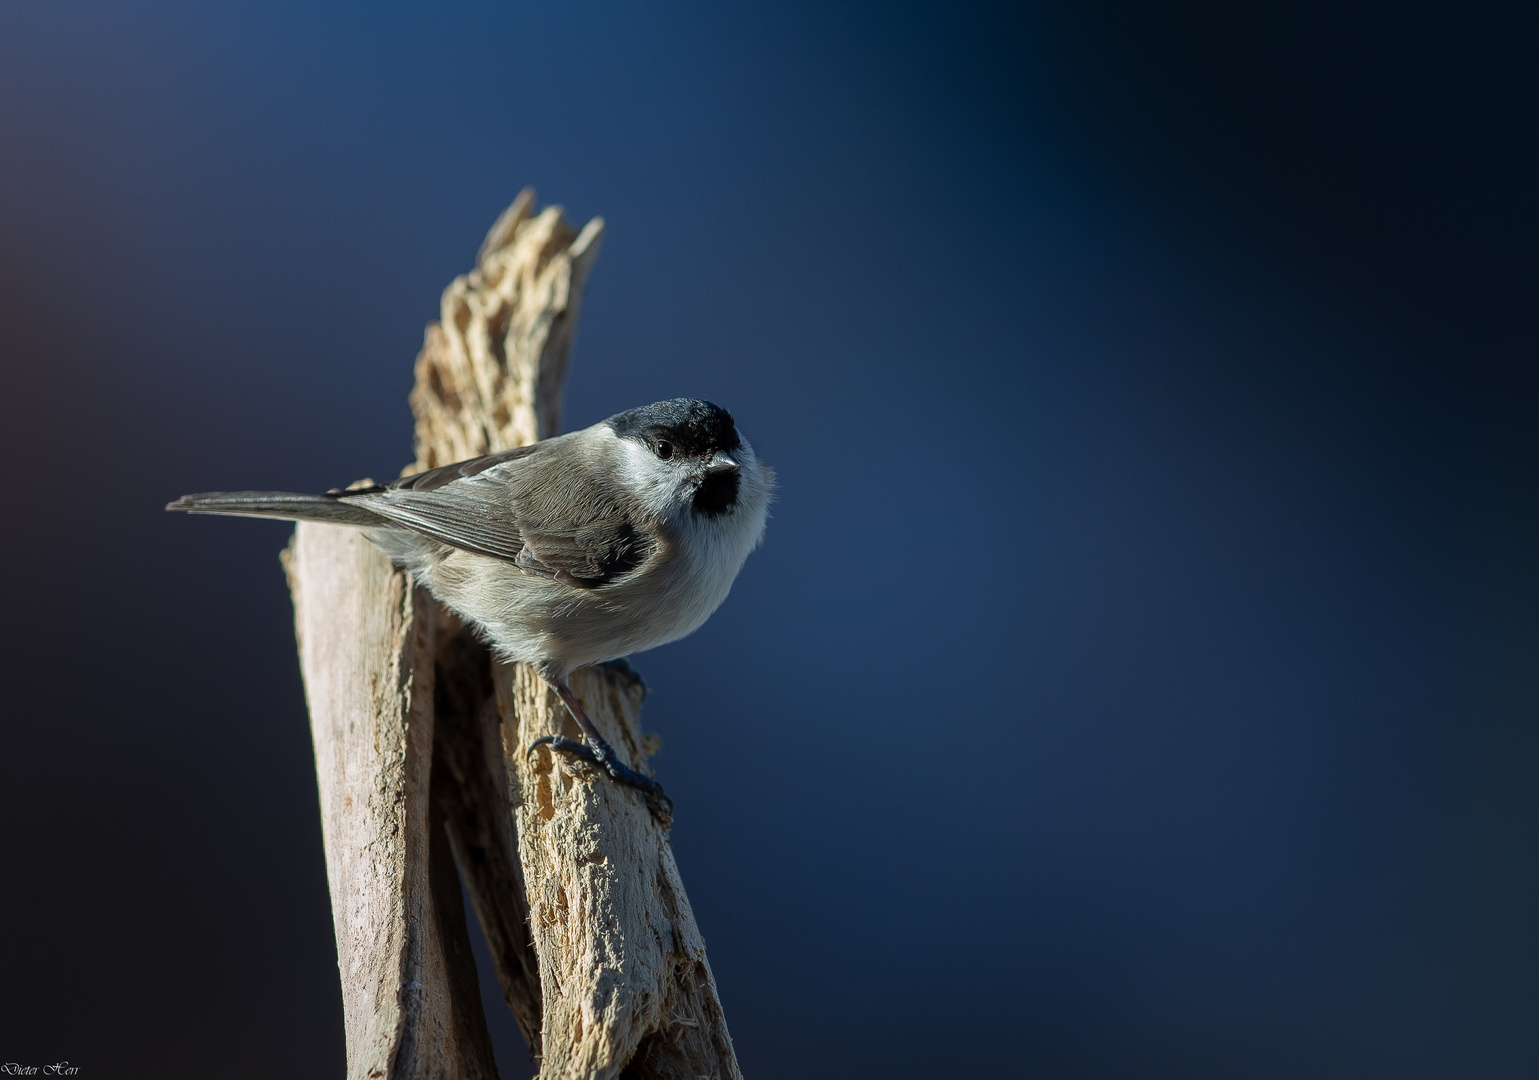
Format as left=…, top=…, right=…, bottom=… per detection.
left=168, top=398, right=772, bottom=816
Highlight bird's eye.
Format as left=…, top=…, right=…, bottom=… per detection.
left=656, top=441, right=674, bottom=460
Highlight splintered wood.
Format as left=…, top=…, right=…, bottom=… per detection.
left=499, top=664, right=739, bottom=1080
left=408, top=187, right=604, bottom=467
left=285, top=189, right=741, bottom=1080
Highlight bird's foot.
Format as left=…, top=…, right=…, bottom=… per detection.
left=528, top=734, right=673, bottom=827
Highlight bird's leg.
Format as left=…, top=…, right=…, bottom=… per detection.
left=528, top=678, right=672, bottom=823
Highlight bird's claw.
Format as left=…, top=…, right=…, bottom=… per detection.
left=527, top=734, right=598, bottom=764
left=526, top=735, right=673, bottom=827
left=643, top=788, right=674, bottom=828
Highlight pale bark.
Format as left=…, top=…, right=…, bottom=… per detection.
left=285, top=189, right=741, bottom=1080
left=497, top=664, right=740, bottom=1080
left=408, top=186, right=604, bottom=462
left=283, top=524, right=498, bottom=1079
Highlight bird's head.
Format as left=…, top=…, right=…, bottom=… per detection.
left=605, top=398, right=766, bottom=521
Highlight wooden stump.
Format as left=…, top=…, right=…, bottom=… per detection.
left=284, top=190, right=742, bottom=1080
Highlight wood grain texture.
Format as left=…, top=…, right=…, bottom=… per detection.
left=285, top=188, right=739, bottom=1080
left=411, top=191, right=742, bottom=1080
left=283, top=523, right=498, bottom=1080
left=431, top=617, right=544, bottom=1054
left=409, top=186, right=605, bottom=468
left=499, top=664, right=742, bottom=1080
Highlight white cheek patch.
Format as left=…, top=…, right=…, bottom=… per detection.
left=612, top=431, right=692, bottom=518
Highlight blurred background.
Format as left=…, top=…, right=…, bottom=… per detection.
left=1, top=2, right=1535, bottom=1077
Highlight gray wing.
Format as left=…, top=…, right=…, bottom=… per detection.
left=341, top=439, right=651, bottom=588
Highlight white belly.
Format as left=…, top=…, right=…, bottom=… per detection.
left=392, top=492, right=766, bottom=676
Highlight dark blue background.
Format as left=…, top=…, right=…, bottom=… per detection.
left=2, top=2, right=1535, bottom=1077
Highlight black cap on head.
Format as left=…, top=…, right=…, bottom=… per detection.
left=606, top=398, right=741, bottom=457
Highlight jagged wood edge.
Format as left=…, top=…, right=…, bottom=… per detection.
left=409, top=189, right=743, bottom=1080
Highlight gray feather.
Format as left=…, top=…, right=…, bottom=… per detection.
left=168, top=437, right=649, bottom=587
left=166, top=491, right=389, bottom=527
left=339, top=437, right=650, bottom=585
left=166, top=400, right=775, bottom=678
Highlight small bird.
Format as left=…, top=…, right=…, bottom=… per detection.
left=168, top=398, right=772, bottom=817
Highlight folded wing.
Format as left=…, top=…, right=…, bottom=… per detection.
left=341, top=438, right=652, bottom=588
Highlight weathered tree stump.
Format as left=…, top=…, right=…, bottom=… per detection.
left=282, top=190, right=742, bottom=1080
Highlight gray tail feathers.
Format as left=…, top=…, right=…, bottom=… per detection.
left=166, top=491, right=389, bottom=527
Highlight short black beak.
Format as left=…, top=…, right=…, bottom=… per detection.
left=704, top=453, right=740, bottom=475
